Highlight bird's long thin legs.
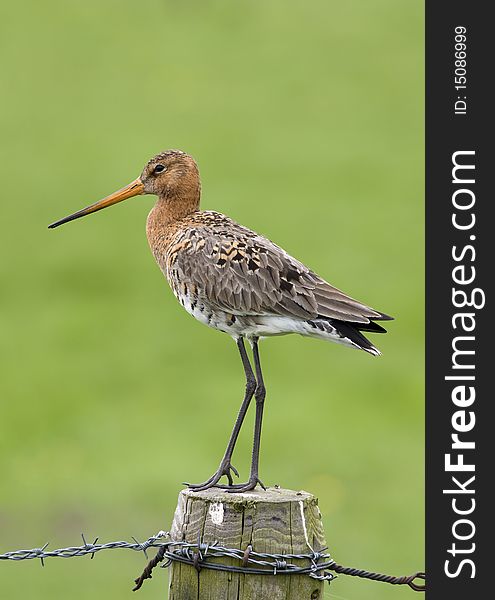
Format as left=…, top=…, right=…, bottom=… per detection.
left=215, top=338, right=266, bottom=492
left=186, top=338, right=256, bottom=491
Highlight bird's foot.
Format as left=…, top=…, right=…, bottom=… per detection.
left=185, top=461, right=240, bottom=492
left=214, top=476, right=266, bottom=493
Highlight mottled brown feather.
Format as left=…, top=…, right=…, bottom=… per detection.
left=159, top=211, right=386, bottom=324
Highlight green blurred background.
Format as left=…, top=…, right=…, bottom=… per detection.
left=0, top=1, right=423, bottom=598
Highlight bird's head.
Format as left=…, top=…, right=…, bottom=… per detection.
left=140, top=150, right=199, bottom=197
left=48, top=150, right=200, bottom=229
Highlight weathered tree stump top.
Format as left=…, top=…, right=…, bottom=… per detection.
left=169, top=486, right=327, bottom=600
left=178, top=486, right=315, bottom=504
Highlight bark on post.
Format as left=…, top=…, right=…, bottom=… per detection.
left=168, top=487, right=327, bottom=600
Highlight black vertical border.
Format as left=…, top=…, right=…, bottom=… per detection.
left=426, top=2, right=490, bottom=598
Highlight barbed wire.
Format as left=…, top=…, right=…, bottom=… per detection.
left=0, top=532, right=168, bottom=565
left=1, top=531, right=425, bottom=592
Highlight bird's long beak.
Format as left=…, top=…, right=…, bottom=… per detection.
left=48, top=178, right=145, bottom=229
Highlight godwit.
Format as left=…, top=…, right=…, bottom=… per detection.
left=49, top=150, right=392, bottom=492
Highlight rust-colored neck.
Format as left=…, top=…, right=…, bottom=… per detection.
left=146, top=171, right=201, bottom=257
left=156, top=186, right=201, bottom=224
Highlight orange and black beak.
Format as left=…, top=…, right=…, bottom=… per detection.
left=48, top=178, right=145, bottom=229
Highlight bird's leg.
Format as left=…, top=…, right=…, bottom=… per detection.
left=186, top=337, right=256, bottom=491
left=219, top=338, right=266, bottom=493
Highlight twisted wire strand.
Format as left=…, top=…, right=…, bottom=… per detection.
left=331, top=563, right=426, bottom=591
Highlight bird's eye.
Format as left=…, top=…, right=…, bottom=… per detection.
left=154, top=164, right=166, bottom=174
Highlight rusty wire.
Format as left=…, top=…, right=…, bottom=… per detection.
left=0, top=531, right=425, bottom=592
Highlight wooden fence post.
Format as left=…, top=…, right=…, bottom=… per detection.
left=168, top=487, right=327, bottom=600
